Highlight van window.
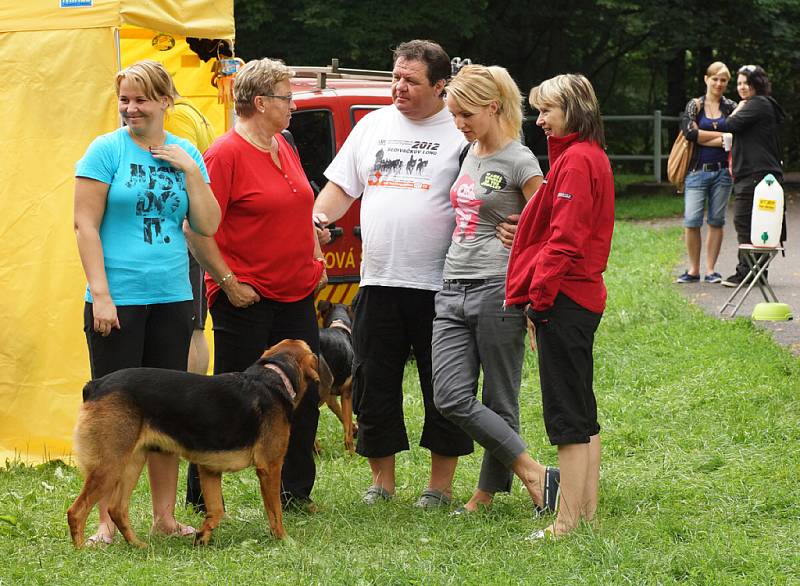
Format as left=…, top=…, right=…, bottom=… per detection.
left=350, top=106, right=384, bottom=127
left=289, top=109, right=335, bottom=194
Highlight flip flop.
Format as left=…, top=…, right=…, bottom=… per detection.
left=84, top=532, right=114, bottom=547
left=152, top=522, right=196, bottom=537
left=534, top=467, right=560, bottom=515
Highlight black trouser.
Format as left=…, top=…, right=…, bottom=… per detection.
left=83, top=301, right=193, bottom=378
left=187, top=293, right=320, bottom=508
left=528, top=293, right=602, bottom=446
left=351, top=286, right=473, bottom=458
left=732, top=172, right=784, bottom=277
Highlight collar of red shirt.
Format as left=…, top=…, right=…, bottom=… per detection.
left=546, top=131, right=580, bottom=165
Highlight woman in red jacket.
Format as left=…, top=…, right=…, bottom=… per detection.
left=506, top=74, right=614, bottom=539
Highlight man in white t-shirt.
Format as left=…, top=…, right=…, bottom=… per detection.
left=314, top=40, right=470, bottom=508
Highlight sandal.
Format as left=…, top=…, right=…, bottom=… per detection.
left=413, top=489, right=451, bottom=509
left=534, top=467, right=560, bottom=515
left=363, top=485, right=392, bottom=505
left=84, top=532, right=114, bottom=547
left=151, top=521, right=196, bottom=538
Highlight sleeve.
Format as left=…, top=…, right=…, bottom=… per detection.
left=680, top=99, right=699, bottom=142
left=717, top=98, right=764, bottom=133
left=75, top=134, right=117, bottom=184
left=323, top=114, right=370, bottom=199
left=528, top=162, right=594, bottom=313
left=203, top=148, right=234, bottom=224
left=513, top=146, right=544, bottom=188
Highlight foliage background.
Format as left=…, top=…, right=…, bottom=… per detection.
left=232, top=0, right=799, bottom=171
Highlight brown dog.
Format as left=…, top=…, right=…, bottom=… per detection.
left=316, top=300, right=356, bottom=454
left=67, top=339, right=318, bottom=548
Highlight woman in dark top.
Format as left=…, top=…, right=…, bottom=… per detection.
left=700, top=65, right=785, bottom=287
left=676, top=62, right=737, bottom=284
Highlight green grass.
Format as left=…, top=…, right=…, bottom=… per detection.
left=615, top=192, right=683, bottom=222
left=2, top=221, right=799, bottom=585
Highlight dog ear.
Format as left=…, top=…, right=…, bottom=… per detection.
left=301, top=352, right=320, bottom=385
left=317, top=300, right=332, bottom=322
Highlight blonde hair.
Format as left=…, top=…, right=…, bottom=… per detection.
left=234, top=58, right=294, bottom=118
left=706, top=61, right=730, bottom=80
left=115, top=60, right=176, bottom=107
left=529, top=74, right=605, bottom=147
left=446, top=64, right=523, bottom=140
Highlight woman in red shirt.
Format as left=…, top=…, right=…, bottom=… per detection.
left=506, top=74, right=614, bottom=539
left=188, top=58, right=326, bottom=511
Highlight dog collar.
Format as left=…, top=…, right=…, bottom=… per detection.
left=329, top=320, right=352, bottom=335
left=264, top=364, right=296, bottom=401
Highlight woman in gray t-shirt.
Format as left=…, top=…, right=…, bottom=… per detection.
left=430, top=65, right=560, bottom=515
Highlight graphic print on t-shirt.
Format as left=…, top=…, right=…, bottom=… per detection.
left=450, top=173, right=482, bottom=241
left=368, top=139, right=440, bottom=190
left=450, top=169, right=509, bottom=241
left=126, top=163, right=185, bottom=245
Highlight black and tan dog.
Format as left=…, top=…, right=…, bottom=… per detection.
left=316, top=300, right=356, bottom=454
left=67, top=339, right=318, bottom=548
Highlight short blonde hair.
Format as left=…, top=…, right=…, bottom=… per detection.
left=706, top=61, right=731, bottom=80
left=115, top=60, right=176, bottom=106
left=529, top=74, right=605, bottom=147
left=234, top=58, right=294, bottom=118
left=446, top=64, right=523, bottom=140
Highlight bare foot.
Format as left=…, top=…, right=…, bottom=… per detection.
left=85, top=522, right=116, bottom=547
left=151, top=519, right=196, bottom=537
left=463, top=489, right=494, bottom=512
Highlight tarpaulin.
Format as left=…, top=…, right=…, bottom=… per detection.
left=0, top=0, right=234, bottom=463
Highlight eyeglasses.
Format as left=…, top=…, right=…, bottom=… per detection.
left=262, top=93, right=293, bottom=102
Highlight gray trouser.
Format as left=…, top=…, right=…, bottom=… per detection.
left=432, top=279, right=527, bottom=493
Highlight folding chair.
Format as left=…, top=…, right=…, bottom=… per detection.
left=719, top=244, right=783, bottom=317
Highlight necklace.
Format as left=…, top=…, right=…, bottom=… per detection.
left=128, top=128, right=166, bottom=150
left=238, top=125, right=275, bottom=153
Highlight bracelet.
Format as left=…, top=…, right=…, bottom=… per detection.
left=216, top=272, right=234, bottom=286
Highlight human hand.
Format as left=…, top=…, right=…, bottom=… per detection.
left=149, top=144, right=197, bottom=174
left=496, top=214, right=520, bottom=249
left=223, top=279, right=261, bottom=308
left=92, top=294, right=121, bottom=337
left=526, top=315, right=537, bottom=352
left=315, top=266, right=329, bottom=295
left=313, top=213, right=332, bottom=245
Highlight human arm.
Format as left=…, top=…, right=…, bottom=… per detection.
left=311, top=219, right=328, bottom=293
left=313, top=181, right=356, bottom=226
left=150, top=144, right=220, bottom=236
left=184, top=229, right=260, bottom=308
left=496, top=174, right=544, bottom=248
left=527, top=166, right=594, bottom=312
left=679, top=99, right=701, bottom=142
left=695, top=130, right=724, bottom=147
left=74, top=177, right=120, bottom=336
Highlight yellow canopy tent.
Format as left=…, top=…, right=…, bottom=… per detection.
left=0, top=0, right=234, bottom=462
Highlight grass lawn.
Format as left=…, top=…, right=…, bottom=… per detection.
left=2, top=196, right=798, bottom=584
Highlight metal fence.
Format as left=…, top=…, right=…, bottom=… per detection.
left=527, top=111, right=681, bottom=182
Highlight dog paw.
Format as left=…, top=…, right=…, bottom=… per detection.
left=193, top=531, right=212, bottom=546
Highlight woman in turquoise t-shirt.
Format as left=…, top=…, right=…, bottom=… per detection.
left=73, top=60, right=220, bottom=546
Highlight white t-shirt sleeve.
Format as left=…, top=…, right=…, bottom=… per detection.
left=324, top=113, right=372, bottom=199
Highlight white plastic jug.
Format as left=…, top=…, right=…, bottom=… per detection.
left=751, top=174, right=784, bottom=247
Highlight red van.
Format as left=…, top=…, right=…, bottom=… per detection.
left=288, top=61, right=393, bottom=305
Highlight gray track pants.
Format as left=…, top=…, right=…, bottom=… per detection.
left=432, top=279, right=527, bottom=493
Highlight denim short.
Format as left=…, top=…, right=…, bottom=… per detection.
left=684, top=168, right=732, bottom=228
